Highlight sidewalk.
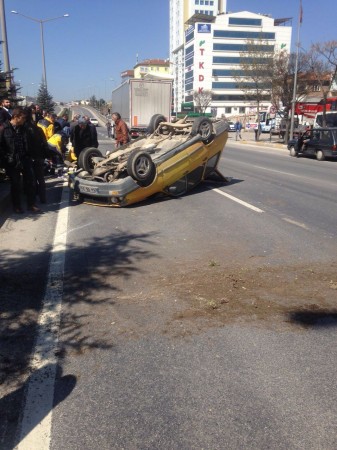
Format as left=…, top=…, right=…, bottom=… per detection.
left=228, top=129, right=288, bottom=150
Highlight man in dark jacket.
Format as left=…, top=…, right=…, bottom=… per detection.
left=0, top=98, right=12, bottom=125
left=55, top=114, right=70, bottom=133
left=0, top=107, right=40, bottom=213
left=24, top=107, right=49, bottom=203
left=70, top=116, right=98, bottom=158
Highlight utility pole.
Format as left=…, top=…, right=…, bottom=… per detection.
left=0, top=0, right=12, bottom=90
left=289, top=0, right=303, bottom=141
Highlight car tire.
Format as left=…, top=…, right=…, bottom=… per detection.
left=147, top=114, right=166, bottom=134
left=190, top=117, right=214, bottom=143
left=289, top=146, right=298, bottom=157
left=77, top=147, right=103, bottom=173
left=127, top=149, right=156, bottom=187
left=316, top=150, right=325, bottom=161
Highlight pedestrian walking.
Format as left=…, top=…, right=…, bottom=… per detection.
left=234, top=119, right=242, bottom=141
left=0, top=107, right=40, bottom=213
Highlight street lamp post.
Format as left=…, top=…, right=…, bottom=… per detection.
left=11, top=10, right=69, bottom=90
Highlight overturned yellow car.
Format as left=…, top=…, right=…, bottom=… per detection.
left=69, top=115, right=229, bottom=207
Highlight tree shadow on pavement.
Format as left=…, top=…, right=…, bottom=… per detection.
left=0, top=229, right=158, bottom=448
left=287, top=309, right=337, bottom=328
left=0, top=363, right=76, bottom=450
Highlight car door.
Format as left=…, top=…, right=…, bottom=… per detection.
left=305, top=131, right=320, bottom=156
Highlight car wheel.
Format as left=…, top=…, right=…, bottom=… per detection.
left=147, top=114, right=166, bottom=134
left=127, top=149, right=156, bottom=187
left=289, top=146, right=298, bottom=157
left=191, top=117, right=214, bottom=143
left=316, top=150, right=325, bottom=161
left=77, top=147, right=103, bottom=173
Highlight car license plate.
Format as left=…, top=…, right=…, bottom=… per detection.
left=79, top=185, right=99, bottom=194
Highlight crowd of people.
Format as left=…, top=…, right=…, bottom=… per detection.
left=0, top=98, right=130, bottom=215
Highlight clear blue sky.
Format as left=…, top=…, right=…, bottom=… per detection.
left=4, top=0, right=337, bottom=102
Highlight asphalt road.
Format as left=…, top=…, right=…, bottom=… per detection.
left=1, top=137, right=337, bottom=450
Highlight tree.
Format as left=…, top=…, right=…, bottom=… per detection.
left=234, top=38, right=274, bottom=140
left=309, top=40, right=337, bottom=126
left=0, top=61, right=18, bottom=102
left=192, top=89, right=213, bottom=114
left=36, top=83, right=55, bottom=112
left=271, top=50, right=310, bottom=141
left=271, top=50, right=310, bottom=112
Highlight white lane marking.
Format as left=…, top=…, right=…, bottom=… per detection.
left=282, top=217, right=309, bottom=230
left=67, top=221, right=96, bottom=235
left=212, top=188, right=264, bottom=213
left=17, top=183, right=69, bottom=450
left=252, top=165, right=298, bottom=177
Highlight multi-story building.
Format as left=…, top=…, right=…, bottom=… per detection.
left=169, top=1, right=292, bottom=117
left=170, top=0, right=225, bottom=112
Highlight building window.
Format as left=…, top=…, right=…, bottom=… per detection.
left=213, top=43, right=274, bottom=52
left=195, top=0, right=199, bottom=4
left=214, top=30, right=275, bottom=40
left=213, top=82, right=261, bottom=89
left=185, top=45, right=194, bottom=55
left=225, top=107, right=232, bottom=114
left=185, top=57, right=194, bottom=67
left=212, top=94, right=271, bottom=101
left=229, top=17, right=262, bottom=27
left=186, top=31, right=194, bottom=43
left=213, top=56, right=272, bottom=65
left=239, top=107, right=245, bottom=114
left=213, top=69, right=247, bottom=77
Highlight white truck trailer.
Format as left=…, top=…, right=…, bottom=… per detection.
left=111, top=79, right=172, bottom=135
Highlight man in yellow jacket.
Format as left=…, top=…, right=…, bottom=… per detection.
left=47, top=128, right=70, bottom=177
left=37, top=112, right=56, bottom=140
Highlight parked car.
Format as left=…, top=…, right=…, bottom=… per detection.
left=89, top=118, right=99, bottom=127
left=288, top=128, right=337, bottom=161
left=69, top=114, right=230, bottom=207
left=227, top=121, right=235, bottom=132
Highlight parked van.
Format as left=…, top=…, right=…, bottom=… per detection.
left=314, top=111, right=337, bottom=128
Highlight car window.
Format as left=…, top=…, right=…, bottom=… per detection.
left=320, top=130, right=332, bottom=144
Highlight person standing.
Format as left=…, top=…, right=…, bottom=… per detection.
left=106, top=120, right=112, bottom=138
left=111, top=112, right=129, bottom=147
left=55, top=113, right=70, bottom=131
left=70, top=117, right=98, bottom=159
left=24, top=107, right=49, bottom=203
left=234, top=119, right=242, bottom=141
left=0, top=107, right=40, bottom=213
left=0, top=98, right=12, bottom=125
